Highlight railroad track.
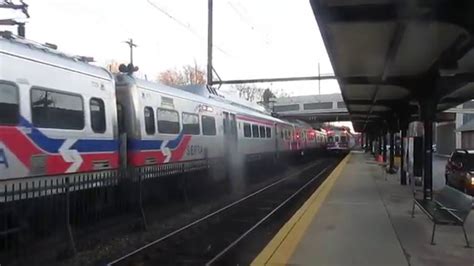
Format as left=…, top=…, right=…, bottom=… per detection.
left=107, top=156, right=343, bottom=265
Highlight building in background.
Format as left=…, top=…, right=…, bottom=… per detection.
left=456, top=101, right=474, bottom=150
left=435, top=100, right=474, bottom=155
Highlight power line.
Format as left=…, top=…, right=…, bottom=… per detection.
left=227, top=1, right=271, bottom=46
left=145, top=0, right=230, bottom=56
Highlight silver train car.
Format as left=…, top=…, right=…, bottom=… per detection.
left=0, top=33, right=328, bottom=180
left=326, top=127, right=354, bottom=152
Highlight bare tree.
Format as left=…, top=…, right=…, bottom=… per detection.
left=233, top=84, right=265, bottom=102
left=234, top=85, right=291, bottom=103
left=262, top=89, right=275, bottom=104
left=272, top=88, right=291, bottom=98
left=105, top=60, right=120, bottom=74
left=158, top=64, right=206, bottom=86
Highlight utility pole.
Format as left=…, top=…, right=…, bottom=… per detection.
left=194, top=59, right=198, bottom=84
left=207, top=0, right=213, bottom=85
left=124, top=38, right=137, bottom=65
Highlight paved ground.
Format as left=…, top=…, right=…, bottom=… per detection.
left=271, top=152, right=473, bottom=266
left=290, top=153, right=408, bottom=266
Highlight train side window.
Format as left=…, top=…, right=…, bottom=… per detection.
left=259, top=126, right=265, bottom=138
left=266, top=127, right=271, bottom=138
left=144, top=106, right=155, bottom=135
left=202, top=115, right=216, bottom=135
left=252, top=124, right=259, bottom=138
left=243, top=123, right=251, bottom=137
left=182, top=112, right=200, bottom=135
left=157, top=108, right=180, bottom=134
left=0, top=82, right=19, bottom=125
left=341, top=136, right=347, bottom=143
left=31, top=87, right=84, bottom=130
left=90, top=98, right=106, bottom=133
left=280, top=130, right=283, bottom=139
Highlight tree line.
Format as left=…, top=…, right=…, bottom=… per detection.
left=106, top=61, right=289, bottom=102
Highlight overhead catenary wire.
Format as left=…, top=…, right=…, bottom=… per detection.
left=227, top=0, right=271, bottom=46
left=145, top=0, right=230, bottom=56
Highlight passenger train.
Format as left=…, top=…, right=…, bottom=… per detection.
left=326, top=126, right=355, bottom=153
left=0, top=33, right=329, bottom=180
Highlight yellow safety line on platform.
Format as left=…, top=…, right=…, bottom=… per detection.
left=251, top=153, right=352, bottom=266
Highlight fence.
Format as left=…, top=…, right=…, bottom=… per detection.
left=0, top=159, right=213, bottom=263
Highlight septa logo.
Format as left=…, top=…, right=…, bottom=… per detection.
left=0, top=148, right=8, bottom=168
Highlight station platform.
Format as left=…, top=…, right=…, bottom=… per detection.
left=253, top=151, right=474, bottom=266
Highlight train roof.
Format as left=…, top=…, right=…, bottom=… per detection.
left=177, top=85, right=268, bottom=114
left=283, top=118, right=315, bottom=129
left=119, top=75, right=290, bottom=125
left=0, top=32, right=113, bottom=81
left=1, top=33, right=295, bottom=128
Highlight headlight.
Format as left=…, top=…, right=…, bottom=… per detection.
left=466, top=173, right=474, bottom=185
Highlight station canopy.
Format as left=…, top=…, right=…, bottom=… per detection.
left=310, top=0, right=474, bottom=132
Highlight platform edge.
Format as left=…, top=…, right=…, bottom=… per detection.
left=251, top=153, right=351, bottom=266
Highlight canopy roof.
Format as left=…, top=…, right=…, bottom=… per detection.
left=310, top=0, right=474, bottom=132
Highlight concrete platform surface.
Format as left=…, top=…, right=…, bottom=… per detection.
left=277, top=152, right=473, bottom=266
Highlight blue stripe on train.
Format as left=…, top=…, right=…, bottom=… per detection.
left=18, top=117, right=118, bottom=153
left=127, top=132, right=184, bottom=151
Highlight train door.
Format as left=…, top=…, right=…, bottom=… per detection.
left=223, top=112, right=239, bottom=179
left=117, top=103, right=127, bottom=168
left=274, top=123, right=279, bottom=159
left=223, top=112, right=238, bottom=158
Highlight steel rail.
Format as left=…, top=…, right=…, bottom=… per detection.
left=205, top=164, right=332, bottom=265
left=107, top=159, right=326, bottom=265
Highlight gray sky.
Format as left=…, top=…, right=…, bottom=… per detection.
left=1, top=0, right=341, bottom=96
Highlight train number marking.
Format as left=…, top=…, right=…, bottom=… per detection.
left=186, top=145, right=203, bottom=156
left=0, top=149, right=8, bottom=168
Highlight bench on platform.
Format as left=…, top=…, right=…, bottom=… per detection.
left=411, top=186, right=472, bottom=247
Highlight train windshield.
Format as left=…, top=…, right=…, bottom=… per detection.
left=328, top=136, right=334, bottom=142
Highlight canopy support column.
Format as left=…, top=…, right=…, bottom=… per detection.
left=421, top=99, right=436, bottom=200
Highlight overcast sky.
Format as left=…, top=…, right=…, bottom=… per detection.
left=1, top=0, right=341, bottom=96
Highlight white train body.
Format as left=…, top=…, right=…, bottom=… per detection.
left=0, top=35, right=119, bottom=179
left=326, top=127, right=354, bottom=152
left=0, top=34, right=328, bottom=180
